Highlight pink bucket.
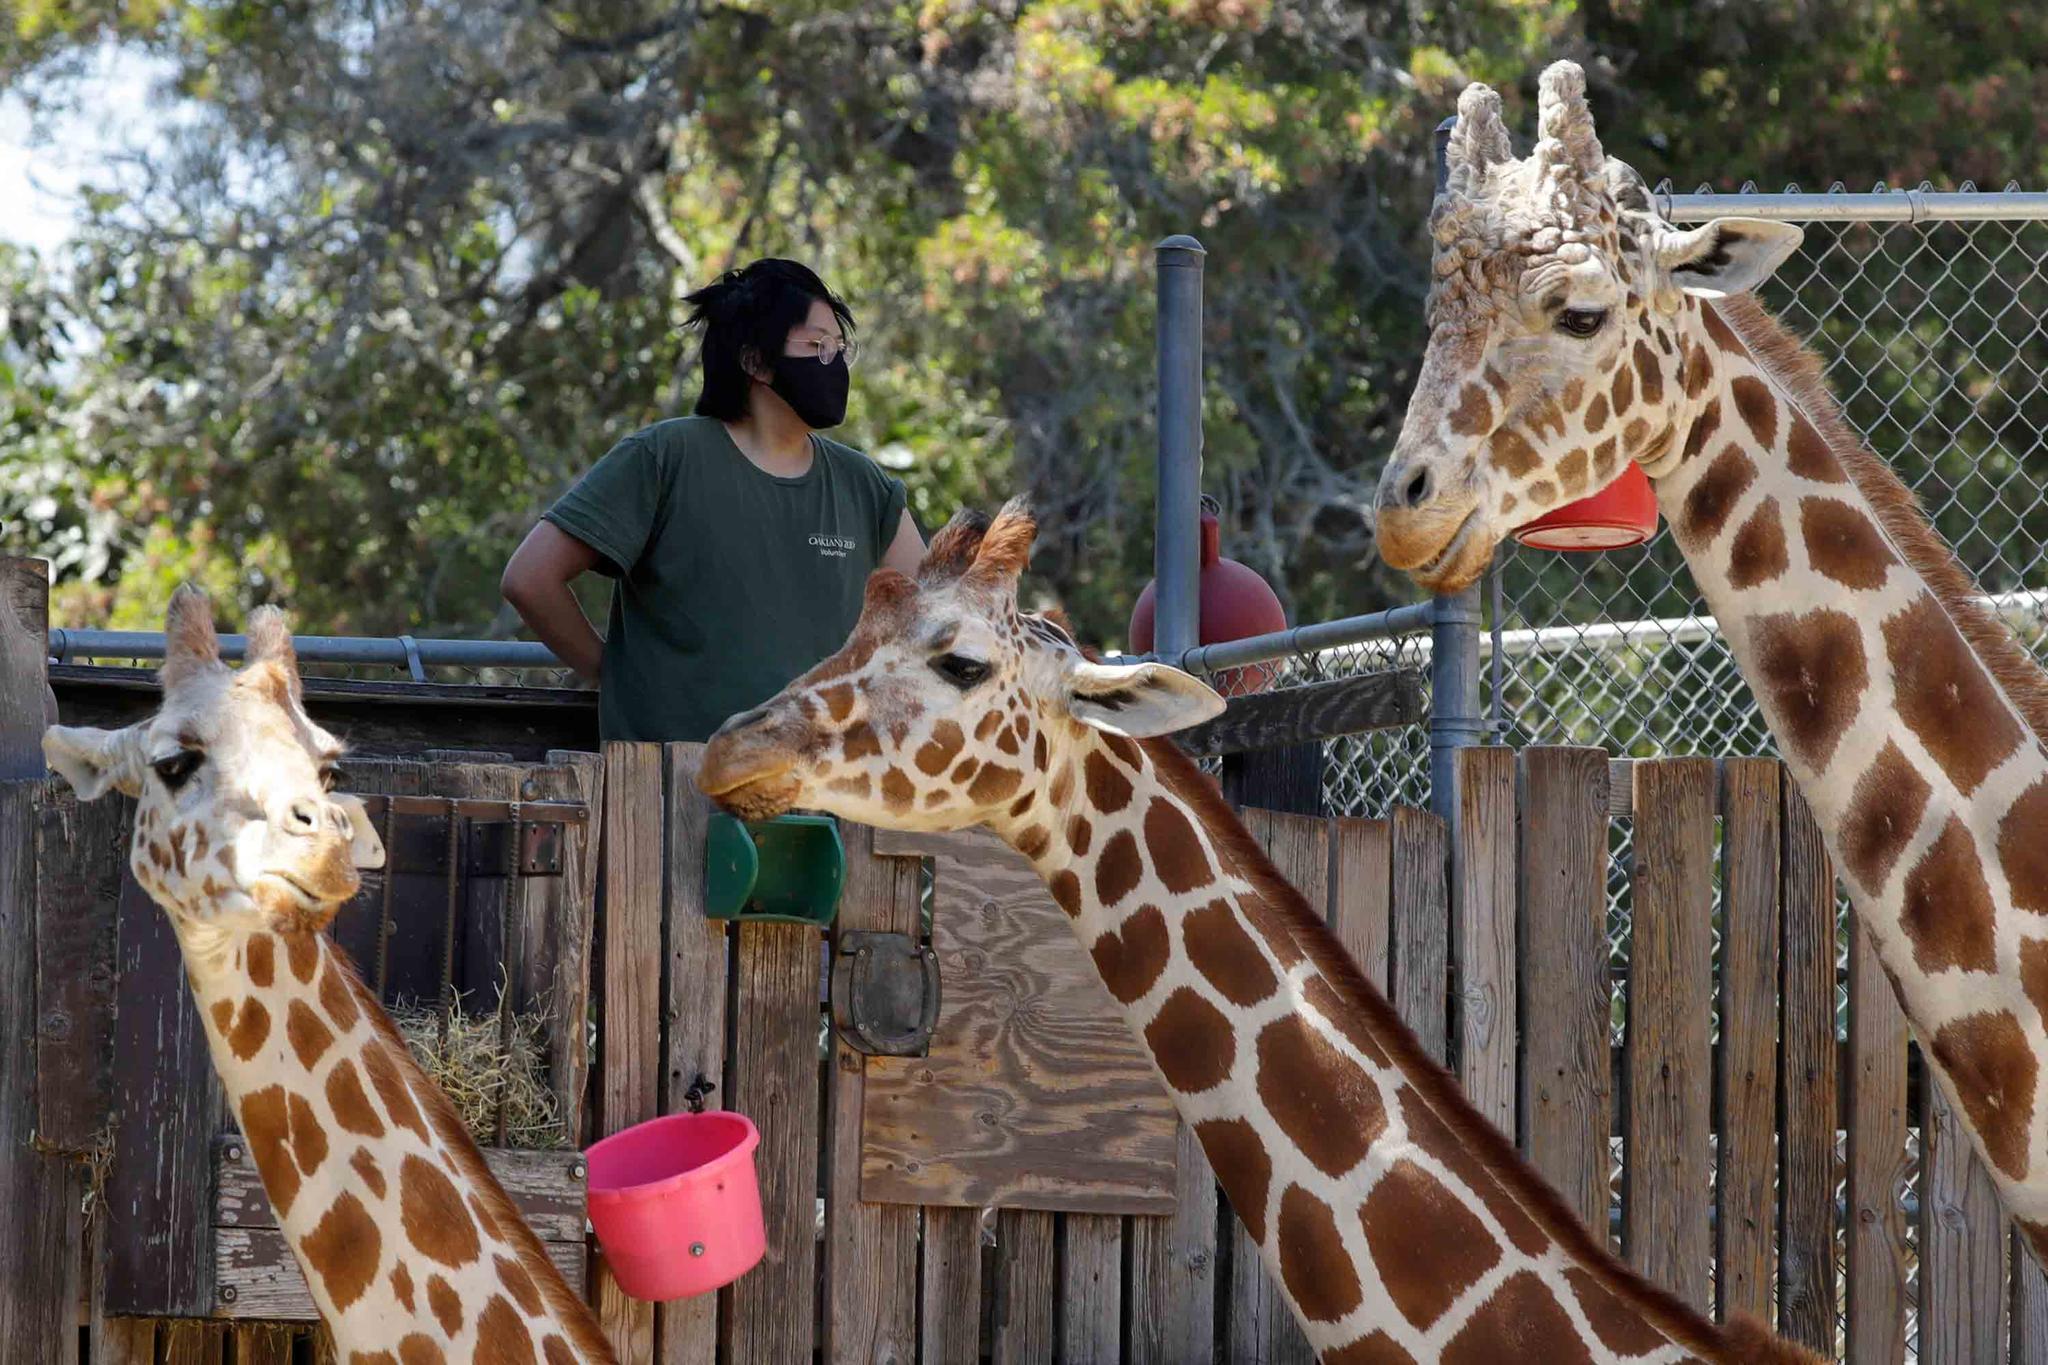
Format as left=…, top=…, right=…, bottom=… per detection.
left=584, top=1112, right=765, bottom=1301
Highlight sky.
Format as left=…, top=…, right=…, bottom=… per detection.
left=0, top=43, right=168, bottom=257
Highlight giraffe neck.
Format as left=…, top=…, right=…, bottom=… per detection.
left=990, top=730, right=1804, bottom=1363
left=1656, top=295, right=2048, bottom=1250
left=183, top=922, right=611, bottom=1362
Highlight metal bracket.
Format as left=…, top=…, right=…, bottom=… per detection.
left=830, top=931, right=940, bottom=1057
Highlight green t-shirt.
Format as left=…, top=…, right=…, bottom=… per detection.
left=544, top=416, right=908, bottom=743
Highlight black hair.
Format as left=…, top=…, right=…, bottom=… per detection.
left=682, top=259, right=855, bottom=421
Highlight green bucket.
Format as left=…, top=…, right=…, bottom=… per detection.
left=703, top=812, right=846, bottom=927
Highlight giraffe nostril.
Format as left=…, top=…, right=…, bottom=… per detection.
left=1402, top=467, right=1433, bottom=509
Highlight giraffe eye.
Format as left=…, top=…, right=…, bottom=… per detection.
left=153, top=749, right=204, bottom=791
left=1556, top=307, right=1608, bottom=338
left=933, top=654, right=991, bottom=689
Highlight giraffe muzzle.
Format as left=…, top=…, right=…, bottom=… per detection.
left=699, top=707, right=810, bottom=817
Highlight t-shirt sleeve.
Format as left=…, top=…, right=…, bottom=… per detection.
left=877, top=471, right=910, bottom=553
left=544, top=433, right=665, bottom=578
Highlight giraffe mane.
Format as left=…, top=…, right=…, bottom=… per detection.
left=1137, top=736, right=1825, bottom=1365
left=336, top=951, right=613, bottom=1359
left=1717, top=293, right=2048, bottom=746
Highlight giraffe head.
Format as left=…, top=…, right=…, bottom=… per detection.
left=1373, top=61, right=1806, bottom=592
left=43, top=586, right=385, bottom=934
left=698, top=500, right=1225, bottom=826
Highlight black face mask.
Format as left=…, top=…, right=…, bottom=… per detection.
left=768, top=354, right=850, bottom=429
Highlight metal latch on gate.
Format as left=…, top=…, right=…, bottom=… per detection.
left=830, top=932, right=941, bottom=1057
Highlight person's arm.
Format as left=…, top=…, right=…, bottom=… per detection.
left=881, top=507, right=925, bottom=576
left=502, top=521, right=607, bottom=683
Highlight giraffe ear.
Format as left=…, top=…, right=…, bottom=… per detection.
left=43, top=724, right=146, bottom=800
left=1657, top=218, right=1803, bottom=299
left=1064, top=660, right=1225, bottom=739
left=331, top=793, right=388, bottom=870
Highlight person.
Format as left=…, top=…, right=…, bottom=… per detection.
left=502, top=258, right=925, bottom=742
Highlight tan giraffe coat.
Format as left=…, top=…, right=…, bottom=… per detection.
left=1375, top=61, right=2048, bottom=1267
left=697, top=505, right=1818, bottom=1363
left=44, top=590, right=613, bottom=1365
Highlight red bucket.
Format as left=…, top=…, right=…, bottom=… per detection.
left=585, top=1112, right=765, bottom=1301
left=1513, top=461, right=1661, bottom=551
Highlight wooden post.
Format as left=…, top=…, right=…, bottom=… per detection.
left=1451, top=746, right=1516, bottom=1134
left=1716, top=758, right=1782, bottom=1323
left=0, top=557, right=50, bottom=779
left=1777, top=785, right=1839, bottom=1350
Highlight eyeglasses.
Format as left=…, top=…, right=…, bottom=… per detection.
left=791, top=333, right=861, bottom=367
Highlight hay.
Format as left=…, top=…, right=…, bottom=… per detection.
left=389, top=994, right=570, bottom=1149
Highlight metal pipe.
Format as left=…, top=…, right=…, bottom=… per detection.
left=49, top=628, right=562, bottom=671
left=1429, top=584, right=1484, bottom=821
left=1137, top=600, right=1437, bottom=677
left=1153, top=234, right=1207, bottom=661
left=1660, top=187, right=2048, bottom=224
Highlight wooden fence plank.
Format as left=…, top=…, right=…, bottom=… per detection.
left=920, top=1206, right=984, bottom=1365
left=1622, top=757, right=1714, bottom=1311
left=1516, top=746, right=1611, bottom=1238
left=722, top=920, right=823, bottom=1365
left=94, top=1319, right=157, bottom=1365
left=234, top=1323, right=297, bottom=1365
left=1922, top=1073, right=2008, bottom=1363
left=34, top=783, right=125, bottom=1152
left=993, top=1209, right=1056, bottom=1364
left=823, top=823, right=917, bottom=1365
left=1058, top=1214, right=1122, bottom=1365
left=594, top=741, right=663, bottom=1365
left=535, top=751, right=605, bottom=1144
left=1390, top=806, right=1449, bottom=1064
left=2012, top=1236, right=2048, bottom=1365
left=1453, top=746, right=1517, bottom=1134
left=1845, top=915, right=1909, bottom=1365
left=1716, top=757, right=1781, bottom=1324
left=1328, top=817, right=1391, bottom=987
left=1777, top=785, right=1838, bottom=1350
left=160, top=1321, right=225, bottom=1365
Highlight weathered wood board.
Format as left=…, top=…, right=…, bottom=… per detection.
left=862, top=828, right=1181, bottom=1213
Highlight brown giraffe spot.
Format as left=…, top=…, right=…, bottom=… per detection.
left=1731, top=374, right=1779, bottom=449
left=1256, top=1013, right=1387, bottom=1175
left=1900, top=817, right=1998, bottom=974
left=1084, top=751, right=1134, bottom=813
left=1527, top=480, right=1557, bottom=507
left=426, top=1274, right=463, bottom=1335
left=820, top=683, right=856, bottom=722
left=1049, top=870, right=1082, bottom=918
left=1483, top=364, right=1510, bottom=398
left=1094, top=829, right=1145, bottom=908
left=1929, top=1011, right=2037, bottom=1180
left=542, top=1340, right=579, bottom=1365
left=975, top=711, right=1002, bottom=742
left=169, top=826, right=188, bottom=876
left=1324, top=1334, right=1419, bottom=1365
left=1583, top=391, right=1610, bottom=434
left=400, top=1154, right=481, bottom=1267
left=1728, top=498, right=1789, bottom=589
left=1840, top=743, right=1934, bottom=892
left=286, top=931, right=319, bottom=983
left=1801, top=497, right=1896, bottom=589
left=496, top=1254, right=542, bottom=1315
left=1527, top=397, right=1567, bottom=441
left=1142, top=799, right=1210, bottom=894
left=1033, top=731, right=1050, bottom=770
left=247, top=933, right=275, bottom=987
left=949, top=757, right=980, bottom=786
left=881, top=768, right=915, bottom=810
left=841, top=721, right=883, bottom=761
left=1067, top=815, right=1094, bottom=856
left=1303, top=977, right=1389, bottom=1066
left=2002, top=777, right=2048, bottom=915
left=1275, top=1184, right=1363, bottom=1322
left=1591, top=436, right=1619, bottom=481
left=326, top=1058, right=386, bottom=1137
left=477, top=1295, right=537, bottom=1365
left=1632, top=339, right=1664, bottom=406
left=389, top=1262, right=415, bottom=1311
left=968, top=763, right=1021, bottom=804
left=1555, top=447, right=1589, bottom=498
left=301, top=1192, right=381, bottom=1311
left=1357, top=1160, right=1501, bottom=1329
left=1091, top=906, right=1171, bottom=1004
left=1015, top=825, right=1052, bottom=860
left=1749, top=608, right=1868, bottom=771
left=1560, top=377, right=1585, bottom=412
left=1443, top=1270, right=1594, bottom=1365
left=240, top=1085, right=301, bottom=1218
left=1678, top=396, right=1721, bottom=462
left=1563, top=1266, right=1669, bottom=1355
left=351, top=1355, right=396, bottom=1365
left=1182, top=900, right=1277, bottom=1006
left=398, top=1338, right=445, bottom=1365
left=288, top=1091, right=329, bottom=1176
left=1681, top=338, right=1714, bottom=397
left=1144, top=988, right=1236, bottom=1093
left=210, top=999, right=233, bottom=1034
left=1008, top=791, right=1035, bottom=818
left=351, top=1148, right=387, bottom=1199
left=914, top=721, right=965, bottom=776
left=1621, top=417, right=1650, bottom=455
left=226, top=997, right=271, bottom=1061
left=1194, top=1117, right=1273, bottom=1242
left=995, top=723, right=1023, bottom=756
left=1049, top=764, right=1075, bottom=807
left=1448, top=383, right=1492, bottom=436
left=1399, top=1089, right=1547, bottom=1255
left=364, top=1040, right=429, bottom=1140
left=1676, top=444, right=1756, bottom=552
left=1703, top=301, right=1743, bottom=352
left=287, top=999, right=335, bottom=1069
left=828, top=773, right=871, bottom=800
left=1610, top=359, right=1634, bottom=416
left=1787, top=411, right=1845, bottom=483
left=1885, top=594, right=2024, bottom=797
left=1499, top=492, right=1518, bottom=515
left=1489, top=427, right=1541, bottom=478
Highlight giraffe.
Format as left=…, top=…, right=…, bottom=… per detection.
left=43, top=587, right=614, bottom=1365
left=697, top=503, right=1815, bottom=1363
left=1374, top=59, right=2048, bottom=1264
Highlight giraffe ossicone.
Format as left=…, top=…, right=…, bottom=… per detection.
left=45, top=586, right=613, bottom=1365
left=1380, top=58, right=2048, bottom=1273
left=699, top=501, right=1819, bottom=1363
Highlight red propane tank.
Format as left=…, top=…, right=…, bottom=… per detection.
left=1129, top=504, right=1288, bottom=696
